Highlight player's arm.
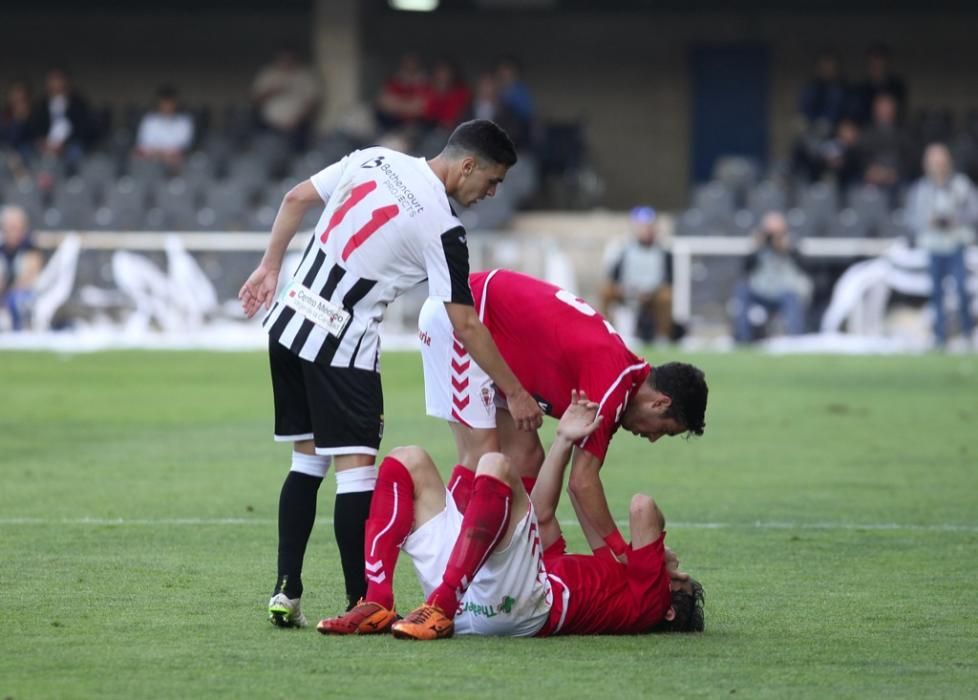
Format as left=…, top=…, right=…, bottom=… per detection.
left=444, top=302, right=543, bottom=432
left=568, top=488, right=607, bottom=552
left=567, top=448, right=627, bottom=561
left=532, top=390, right=601, bottom=550
left=239, top=179, right=322, bottom=318
left=239, top=154, right=351, bottom=318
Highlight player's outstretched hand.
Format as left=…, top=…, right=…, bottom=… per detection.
left=508, top=387, right=545, bottom=432
left=556, top=389, right=602, bottom=443
left=239, top=264, right=280, bottom=319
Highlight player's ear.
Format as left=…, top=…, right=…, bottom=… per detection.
left=665, top=607, right=677, bottom=622
left=461, top=156, right=476, bottom=177
left=651, top=391, right=672, bottom=412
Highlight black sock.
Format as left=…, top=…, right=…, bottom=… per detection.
left=333, top=490, right=374, bottom=610
left=274, top=471, right=323, bottom=599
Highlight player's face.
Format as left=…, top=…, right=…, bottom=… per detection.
left=457, top=160, right=508, bottom=207
left=622, top=411, right=686, bottom=444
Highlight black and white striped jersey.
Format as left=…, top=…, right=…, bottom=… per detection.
left=263, top=146, right=473, bottom=370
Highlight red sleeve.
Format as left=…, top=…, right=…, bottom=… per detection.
left=625, top=533, right=670, bottom=611
left=576, top=375, right=635, bottom=462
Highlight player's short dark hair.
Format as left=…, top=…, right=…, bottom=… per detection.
left=651, top=578, right=705, bottom=634
left=649, top=362, right=707, bottom=436
left=443, top=119, right=518, bottom=167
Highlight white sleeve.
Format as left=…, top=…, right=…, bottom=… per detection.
left=309, top=152, right=354, bottom=203
left=135, top=116, right=152, bottom=149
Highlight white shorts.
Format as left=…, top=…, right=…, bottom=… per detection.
left=401, top=489, right=553, bottom=637
left=419, top=297, right=497, bottom=429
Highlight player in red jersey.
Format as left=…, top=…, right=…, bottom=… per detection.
left=418, top=268, right=708, bottom=564
left=317, top=390, right=704, bottom=639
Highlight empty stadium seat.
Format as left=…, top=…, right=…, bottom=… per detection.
left=675, top=208, right=708, bottom=237
left=5, top=180, right=45, bottom=222
left=834, top=208, right=868, bottom=238
left=748, top=180, right=788, bottom=218
left=692, top=182, right=735, bottom=229
left=48, top=177, right=97, bottom=230
left=847, top=184, right=890, bottom=237
left=104, top=176, right=149, bottom=231
left=155, top=178, right=199, bottom=230
left=798, top=182, right=838, bottom=236
left=712, top=156, right=759, bottom=207
left=78, top=153, right=118, bottom=195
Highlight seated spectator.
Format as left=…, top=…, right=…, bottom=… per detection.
left=600, top=206, right=674, bottom=343
left=733, top=212, right=812, bottom=343
left=134, top=86, right=195, bottom=172
left=793, top=116, right=864, bottom=189
left=423, top=60, right=471, bottom=132
left=0, top=205, right=43, bottom=331
left=252, top=49, right=322, bottom=150
left=30, top=68, right=97, bottom=173
left=798, top=52, right=849, bottom=132
left=860, top=93, right=911, bottom=202
left=375, top=52, right=429, bottom=132
left=495, top=57, right=534, bottom=148
left=0, top=80, right=36, bottom=171
left=906, top=143, right=977, bottom=348
left=850, top=44, right=908, bottom=125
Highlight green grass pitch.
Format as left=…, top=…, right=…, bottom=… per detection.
left=1, top=350, right=976, bottom=699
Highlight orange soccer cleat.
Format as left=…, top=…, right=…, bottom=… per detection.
left=316, top=599, right=398, bottom=635
left=391, top=603, right=454, bottom=640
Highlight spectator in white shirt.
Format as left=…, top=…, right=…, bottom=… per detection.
left=252, top=50, right=322, bottom=150
left=135, top=86, right=195, bottom=171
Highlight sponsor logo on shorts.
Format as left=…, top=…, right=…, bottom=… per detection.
left=461, top=595, right=516, bottom=618
left=480, top=384, right=494, bottom=414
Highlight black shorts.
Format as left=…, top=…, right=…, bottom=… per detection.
left=268, top=338, right=384, bottom=456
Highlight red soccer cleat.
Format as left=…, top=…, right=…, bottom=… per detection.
left=316, top=599, right=398, bottom=635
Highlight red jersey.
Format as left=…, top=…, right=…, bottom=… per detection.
left=536, top=534, right=672, bottom=636
left=471, top=269, right=650, bottom=462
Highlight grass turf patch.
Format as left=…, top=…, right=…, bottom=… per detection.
left=1, top=350, right=976, bottom=699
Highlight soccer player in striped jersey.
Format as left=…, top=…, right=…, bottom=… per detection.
left=317, top=391, right=704, bottom=639
left=417, top=269, right=708, bottom=565
left=239, top=120, right=543, bottom=627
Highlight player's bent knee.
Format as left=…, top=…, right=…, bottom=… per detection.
left=387, top=445, right=432, bottom=472
left=475, top=451, right=512, bottom=479
left=629, top=493, right=657, bottom=522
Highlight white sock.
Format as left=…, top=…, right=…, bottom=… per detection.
left=335, top=465, right=377, bottom=494
left=290, top=451, right=331, bottom=478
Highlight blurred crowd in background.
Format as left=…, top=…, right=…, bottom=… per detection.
left=1, top=42, right=975, bottom=346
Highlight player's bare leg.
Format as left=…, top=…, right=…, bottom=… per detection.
left=269, top=439, right=327, bottom=628
left=393, top=452, right=529, bottom=641
left=494, top=405, right=545, bottom=492
left=446, top=423, right=499, bottom=511
left=319, top=446, right=444, bottom=635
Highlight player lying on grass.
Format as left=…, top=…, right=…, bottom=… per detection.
left=418, top=269, right=708, bottom=566
left=318, top=390, right=704, bottom=639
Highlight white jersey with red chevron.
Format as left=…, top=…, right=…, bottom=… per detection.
left=263, top=146, right=473, bottom=369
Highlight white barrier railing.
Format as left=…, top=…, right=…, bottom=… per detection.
left=36, top=229, right=909, bottom=328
